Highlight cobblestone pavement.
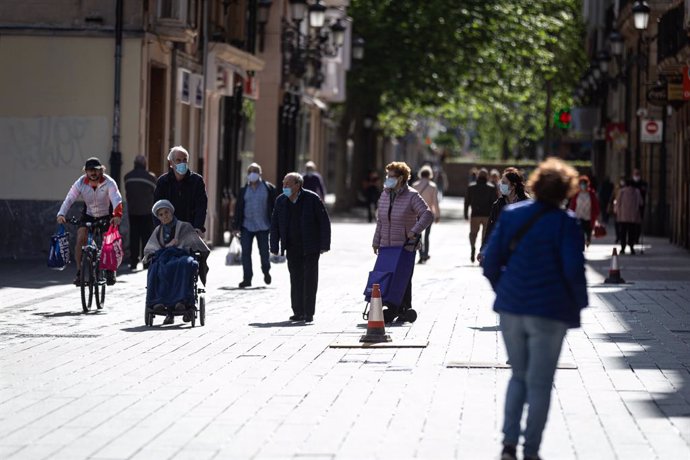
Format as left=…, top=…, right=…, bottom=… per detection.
left=1, top=198, right=689, bottom=460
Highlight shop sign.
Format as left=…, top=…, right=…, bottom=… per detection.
left=640, top=118, right=663, bottom=143
left=244, top=75, right=260, bottom=100
left=177, top=68, right=191, bottom=104
left=683, top=66, right=690, bottom=100
left=647, top=80, right=668, bottom=106
left=668, top=74, right=685, bottom=101
left=191, top=73, right=203, bottom=108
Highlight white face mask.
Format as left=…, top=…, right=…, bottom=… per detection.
left=247, top=172, right=260, bottom=183
left=384, top=177, right=398, bottom=189
left=499, top=183, right=511, bottom=196
left=632, top=175, right=641, bottom=182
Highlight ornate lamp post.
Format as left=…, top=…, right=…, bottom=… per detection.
left=633, top=0, right=650, bottom=170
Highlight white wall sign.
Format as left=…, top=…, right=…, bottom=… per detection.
left=640, top=118, right=663, bottom=143
left=177, top=68, right=191, bottom=104
left=191, top=73, right=203, bottom=108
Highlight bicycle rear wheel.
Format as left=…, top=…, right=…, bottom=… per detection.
left=95, top=266, right=106, bottom=309
left=80, top=252, right=94, bottom=313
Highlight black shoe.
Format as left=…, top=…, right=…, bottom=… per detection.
left=73, top=271, right=81, bottom=286
left=500, top=444, right=517, bottom=460
left=105, top=271, right=116, bottom=285
left=524, top=455, right=542, bottom=460
left=417, top=258, right=425, bottom=264
left=470, top=246, right=476, bottom=263
left=289, top=314, right=304, bottom=321
left=304, top=316, right=313, bottom=323
left=264, top=273, right=271, bottom=285
left=182, top=309, right=195, bottom=323
left=239, top=280, right=251, bottom=288
left=163, top=314, right=174, bottom=325
left=630, top=247, right=636, bottom=255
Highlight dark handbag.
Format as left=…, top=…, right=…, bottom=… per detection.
left=593, top=221, right=607, bottom=238
left=506, top=205, right=555, bottom=259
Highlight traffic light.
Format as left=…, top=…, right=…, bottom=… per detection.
left=554, top=108, right=572, bottom=129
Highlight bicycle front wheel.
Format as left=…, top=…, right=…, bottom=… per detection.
left=80, top=251, right=94, bottom=313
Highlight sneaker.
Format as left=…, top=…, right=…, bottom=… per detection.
left=163, top=314, right=174, bottom=325
left=289, top=314, right=304, bottom=321
left=500, top=444, right=517, bottom=460
left=239, top=280, right=251, bottom=288
left=264, top=273, right=271, bottom=285
left=73, top=271, right=81, bottom=286
left=105, top=271, right=116, bottom=285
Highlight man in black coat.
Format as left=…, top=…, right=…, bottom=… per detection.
left=270, top=172, right=331, bottom=323
left=153, top=146, right=208, bottom=235
left=464, top=168, right=497, bottom=262
left=124, top=155, right=156, bottom=270
left=233, top=162, right=278, bottom=288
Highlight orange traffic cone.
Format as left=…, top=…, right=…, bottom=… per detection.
left=360, top=284, right=391, bottom=343
left=604, top=248, right=625, bottom=284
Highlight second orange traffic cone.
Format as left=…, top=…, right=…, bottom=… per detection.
left=360, top=284, right=391, bottom=343
left=604, top=248, right=625, bottom=284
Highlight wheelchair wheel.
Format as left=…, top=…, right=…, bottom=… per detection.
left=199, top=296, right=205, bottom=326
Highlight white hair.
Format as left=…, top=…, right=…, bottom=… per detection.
left=168, top=146, right=189, bottom=162
left=247, top=162, right=262, bottom=174
left=285, top=172, right=303, bottom=186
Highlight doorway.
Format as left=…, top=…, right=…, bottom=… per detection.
left=148, top=65, right=166, bottom=176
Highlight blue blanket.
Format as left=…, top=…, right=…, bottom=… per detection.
left=146, top=247, right=198, bottom=308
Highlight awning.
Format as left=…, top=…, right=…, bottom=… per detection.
left=208, top=42, right=265, bottom=72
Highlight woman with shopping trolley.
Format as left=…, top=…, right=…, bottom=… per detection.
left=371, top=162, right=434, bottom=323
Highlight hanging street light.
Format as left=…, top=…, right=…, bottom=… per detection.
left=308, top=0, right=327, bottom=29
left=632, top=0, right=650, bottom=31
left=352, top=36, right=365, bottom=60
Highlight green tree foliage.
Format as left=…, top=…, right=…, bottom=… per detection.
left=347, top=0, right=587, bottom=159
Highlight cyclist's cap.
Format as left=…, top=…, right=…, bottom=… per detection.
left=152, top=199, right=175, bottom=217
left=84, top=157, right=104, bottom=170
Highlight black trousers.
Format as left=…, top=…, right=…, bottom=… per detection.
left=619, top=222, right=640, bottom=250
left=286, top=250, right=320, bottom=317
left=129, top=214, right=153, bottom=266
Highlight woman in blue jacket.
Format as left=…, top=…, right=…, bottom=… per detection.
left=482, top=158, right=588, bottom=460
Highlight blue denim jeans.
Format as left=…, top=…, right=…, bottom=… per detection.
left=499, top=312, right=568, bottom=457
left=240, top=229, right=270, bottom=282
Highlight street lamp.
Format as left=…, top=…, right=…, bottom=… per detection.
left=257, top=0, right=273, bottom=52
left=352, top=36, right=365, bottom=60
left=330, top=19, right=346, bottom=48
left=308, top=0, right=327, bottom=29
left=632, top=1, right=651, bottom=31
left=597, top=50, right=611, bottom=74
left=609, top=31, right=624, bottom=57
left=289, top=0, right=307, bottom=22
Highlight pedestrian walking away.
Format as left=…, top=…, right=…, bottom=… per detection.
left=464, top=168, right=497, bottom=262
left=124, top=155, right=156, bottom=270
left=568, top=175, right=600, bottom=248
left=614, top=179, right=643, bottom=254
left=478, top=167, right=529, bottom=262
left=302, top=160, right=327, bottom=202
left=482, top=158, right=588, bottom=460
left=362, top=170, right=381, bottom=223
left=373, top=162, right=433, bottom=319
left=56, top=157, right=123, bottom=286
left=233, top=162, right=278, bottom=288
left=412, top=165, right=440, bottom=264
left=270, top=172, right=331, bottom=323
left=153, top=145, right=208, bottom=237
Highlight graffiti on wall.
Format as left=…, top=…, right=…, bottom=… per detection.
left=0, top=116, right=110, bottom=199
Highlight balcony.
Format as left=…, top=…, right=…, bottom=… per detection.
left=657, top=3, right=689, bottom=65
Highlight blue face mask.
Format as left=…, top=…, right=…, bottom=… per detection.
left=283, top=187, right=293, bottom=197
left=248, top=172, right=260, bottom=183
left=175, top=162, right=188, bottom=175
left=499, top=183, right=511, bottom=196
left=384, top=177, right=398, bottom=189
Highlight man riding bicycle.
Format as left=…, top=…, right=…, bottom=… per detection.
left=56, top=157, right=123, bottom=285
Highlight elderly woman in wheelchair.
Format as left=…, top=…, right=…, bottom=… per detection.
left=143, top=199, right=209, bottom=326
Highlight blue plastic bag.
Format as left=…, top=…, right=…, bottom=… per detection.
left=47, top=224, right=71, bottom=270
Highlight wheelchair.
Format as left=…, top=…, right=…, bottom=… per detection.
left=144, top=249, right=206, bottom=328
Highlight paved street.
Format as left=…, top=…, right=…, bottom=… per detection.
left=1, top=197, right=690, bottom=460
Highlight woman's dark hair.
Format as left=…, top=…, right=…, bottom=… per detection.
left=527, top=158, right=579, bottom=206
left=503, top=167, right=526, bottom=197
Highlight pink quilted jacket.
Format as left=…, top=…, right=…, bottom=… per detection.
left=373, top=185, right=434, bottom=248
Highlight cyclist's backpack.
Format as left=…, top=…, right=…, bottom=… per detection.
left=47, top=224, right=71, bottom=270
left=100, top=224, right=124, bottom=271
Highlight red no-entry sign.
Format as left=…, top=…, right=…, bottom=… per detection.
left=641, top=119, right=662, bottom=143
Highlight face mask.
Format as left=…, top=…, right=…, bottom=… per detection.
left=175, top=162, right=188, bottom=175
left=499, top=183, right=510, bottom=196
left=248, top=172, right=260, bottom=183
left=580, top=183, right=587, bottom=191
left=283, top=187, right=293, bottom=197
left=384, top=177, right=398, bottom=189
left=620, top=181, right=626, bottom=187
left=632, top=175, right=641, bottom=182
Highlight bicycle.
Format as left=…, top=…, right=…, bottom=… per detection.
left=69, top=217, right=111, bottom=313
